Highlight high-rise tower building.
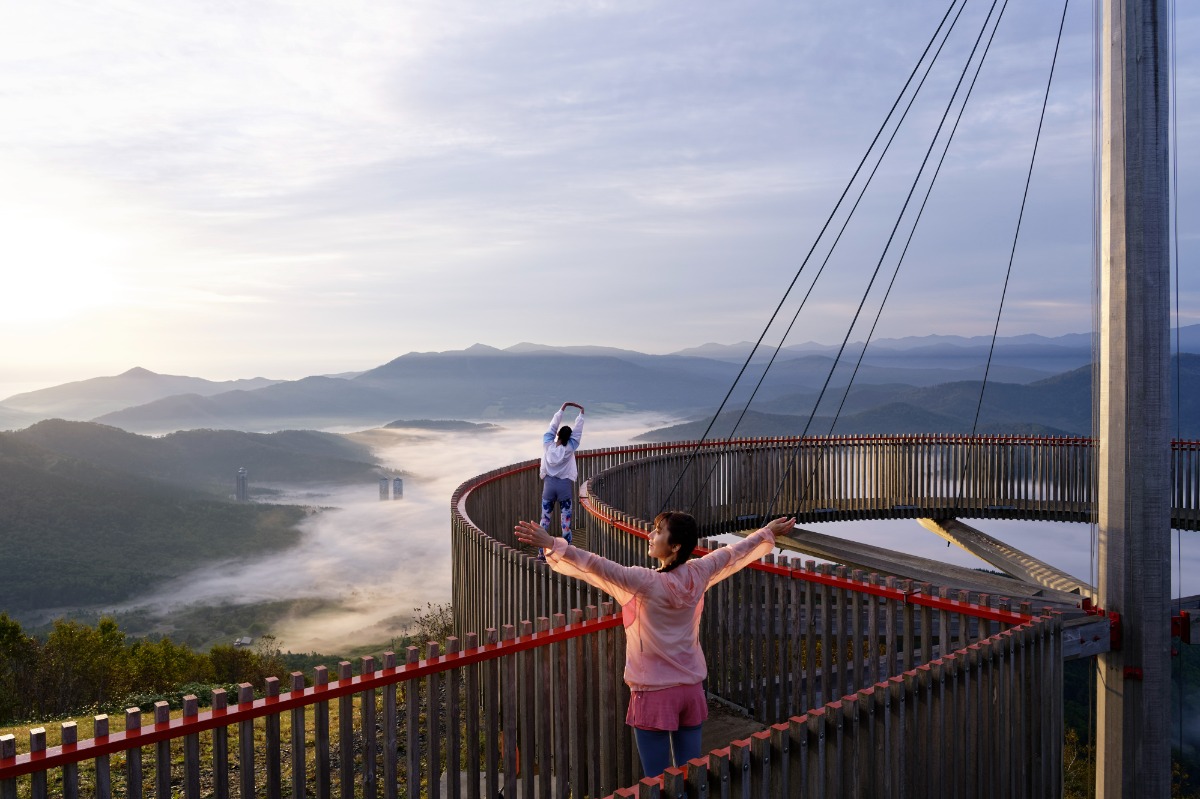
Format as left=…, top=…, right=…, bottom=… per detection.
left=235, top=467, right=248, bottom=502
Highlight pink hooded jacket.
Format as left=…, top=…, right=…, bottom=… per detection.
left=543, top=525, right=776, bottom=692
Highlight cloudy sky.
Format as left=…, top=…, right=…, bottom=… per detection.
left=3, top=0, right=1196, bottom=392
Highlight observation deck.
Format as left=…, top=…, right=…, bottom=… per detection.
left=3, top=435, right=1198, bottom=797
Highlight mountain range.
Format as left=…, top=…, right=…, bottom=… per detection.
left=639, top=355, right=1200, bottom=440
left=3, top=327, right=1198, bottom=435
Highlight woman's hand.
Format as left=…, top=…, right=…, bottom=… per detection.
left=764, top=516, right=796, bottom=537
left=514, top=520, right=555, bottom=550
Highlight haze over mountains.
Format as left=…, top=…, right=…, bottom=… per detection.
left=0, top=419, right=384, bottom=609
left=4, top=327, right=1199, bottom=436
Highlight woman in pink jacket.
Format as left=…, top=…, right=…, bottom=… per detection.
left=514, top=511, right=795, bottom=778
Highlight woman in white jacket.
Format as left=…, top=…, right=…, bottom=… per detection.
left=539, top=401, right=584, bottom=546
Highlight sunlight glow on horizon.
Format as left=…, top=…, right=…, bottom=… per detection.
left=0, top=1, right=1194, bottom=390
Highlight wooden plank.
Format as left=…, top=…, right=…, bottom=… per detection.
left=60, top=722, right=78, bottom=799
left=819, top=571, right=832, bottom=707
left=0, top=735, right=16, bottom=799
left=702, top=735, right=729, bottom=799
left=598, top=607, right=615, bottom=797
left=28, top=728, right=46, bottom=799
left=359, top=659, right=377, bottom=799
left=446, top=639, right=463, bottom=799
left=264, top=679, right=282, bottom=799
left=152, top=703, right=171, bottom=799
left=407, top=648, right=422, bottom=799
left=586, top=605, right=601, bottom=798
left=805, top=710, right=825, bottom=799
left=290, top=674, right=308, bottom=799
left=808, top=566, right=822, bottom=712
left=336, top=663, right=354, bottom=798
left=463, top=635, right=480, bottom=799
left=551, top=615, right=570, bottom=799
left=516, top=622, right=534, bottom=799
left=483, top=629, right=499, bottom=799
left=501, top=625, right=518, bottom=799
left=919, top=583, right=934, bottom=665
left=767, top=723, right=791, bottom=799
left=92, top=715, right=114, bottom=799
left=123, top=709, right=142, bottom=799
left=730, top=739, right=753, bottom=799
left=312, top=669, right=330, bottom=799
left=238, top=684, right=256, bottom=799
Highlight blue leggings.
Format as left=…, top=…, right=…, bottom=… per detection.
left=634, top=725, right=703, bottom=778
left=540, top=477, right=573, bottom=543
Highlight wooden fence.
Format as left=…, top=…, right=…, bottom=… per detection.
left=1, top=609, right=637, bottom=799
left=0, top=603, right=1060, bottom=799
left=611, top=613, right=1063, bottom=799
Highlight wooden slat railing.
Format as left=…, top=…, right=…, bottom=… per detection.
left=1, top=600, right=1057, bottom=799
left=607, top=612, right=1063, bottom=799
left=1, top=608, right=636, bottom=799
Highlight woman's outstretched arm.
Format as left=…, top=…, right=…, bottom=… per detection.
left=514, top=520, right=650, bottom=604
left=699, top=516, right=796, bottom=588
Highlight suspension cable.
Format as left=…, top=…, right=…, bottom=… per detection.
left=656, top=0, right=964, bottom=513
left=786, top=0, right=1015, bottom=512
left=682, top=0, right=975, bottom=513
left=765, top=0, right=1007, bottom=516
left=945, top=0, right=1071, bottom=514
left=964, top=0, right=1071, bottom=438
left=824, top=0, right=1016, bottom=438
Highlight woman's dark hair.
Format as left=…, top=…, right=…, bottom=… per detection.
left=556, top=425, right=572, bottom=446
left=653, top=510, right=698, bottom=573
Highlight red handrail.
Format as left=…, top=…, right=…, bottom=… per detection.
left=0, top=613, right=622, bottom=779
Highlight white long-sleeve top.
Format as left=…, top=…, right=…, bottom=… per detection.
left=539, top=408, right=584, bottom=480
left=543, top=526, right=777, bottom=691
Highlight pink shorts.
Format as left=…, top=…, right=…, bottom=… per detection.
left=626, top=682, right=708, bottom=731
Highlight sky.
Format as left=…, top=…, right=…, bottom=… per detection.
left=2, top=0, right=1197, bottom=393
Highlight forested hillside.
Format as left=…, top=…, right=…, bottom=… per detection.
left=0, top=435, right=306, bottom=614
left=11, top=420, right=381, bottom=494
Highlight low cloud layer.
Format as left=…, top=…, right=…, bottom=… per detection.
left=121, top=414, right=678, bottom=651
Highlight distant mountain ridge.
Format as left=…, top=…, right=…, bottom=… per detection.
left=2, top=367, right=281, bottom=420
left=5, top=326, right=1199, bottom=434
left=638, top=355, right=1200, bottom=440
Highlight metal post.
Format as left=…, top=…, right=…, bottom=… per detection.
left=1096, top=0, right=1172, bottom=796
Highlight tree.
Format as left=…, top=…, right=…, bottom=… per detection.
left=0, top=614, right=38, bottom=722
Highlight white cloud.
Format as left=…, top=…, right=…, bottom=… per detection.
left=0, top=0, right=1195, bottom=386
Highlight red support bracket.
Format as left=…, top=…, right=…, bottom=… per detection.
left=1123, top=667, right=1143, bottom=680
left=1085, top=603, right=1122, bottom=651
left=1174, top=610, right=1197, bottom=645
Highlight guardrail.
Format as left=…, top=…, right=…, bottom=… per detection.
left=1, top=610, right=635, bottom=799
